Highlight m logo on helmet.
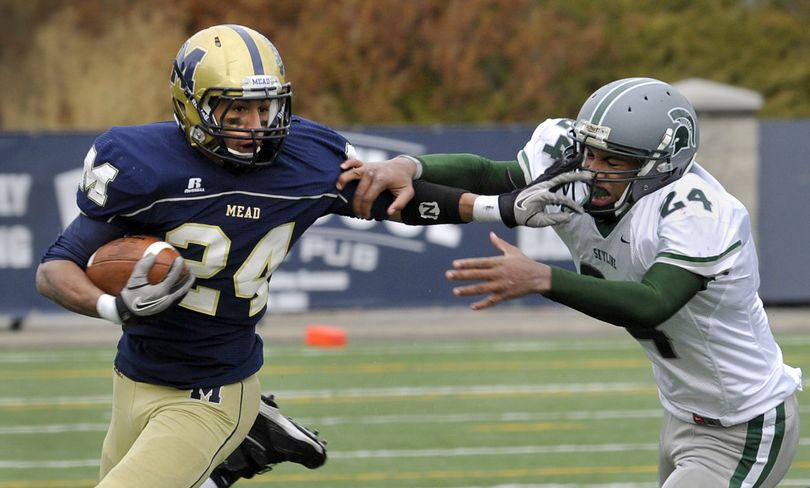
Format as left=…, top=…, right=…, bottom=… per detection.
left=171, top=45, right=207, bottom=94
left=668, top=108, right=696, bottom=157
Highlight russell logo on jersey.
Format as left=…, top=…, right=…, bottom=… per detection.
left=185, top=177, right=206, bottom=194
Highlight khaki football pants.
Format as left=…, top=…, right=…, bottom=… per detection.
left=96, top=369, right=261, bottom=488
left=659, top=394, right=799, bottom=488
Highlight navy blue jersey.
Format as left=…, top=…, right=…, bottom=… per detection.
left=42, top=117, right=392, bottom=389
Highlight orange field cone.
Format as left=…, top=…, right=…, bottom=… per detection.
left=305, top=325, right=347, bottom=347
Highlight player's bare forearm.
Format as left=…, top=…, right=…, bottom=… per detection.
left=458, top=193, right=476, bottom=221
left=36, top=260, right=104, bottom=317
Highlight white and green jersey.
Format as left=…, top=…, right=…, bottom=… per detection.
left=520, top=119, right=803, bottom=426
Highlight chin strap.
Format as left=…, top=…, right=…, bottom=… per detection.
left=587, top=196, right=634, bottom=222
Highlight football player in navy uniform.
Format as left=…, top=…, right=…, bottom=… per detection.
left=35, top=24, right=398, bottom=488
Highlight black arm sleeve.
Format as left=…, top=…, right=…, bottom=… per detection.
left=399, top=180, right=466, bottom=225
left=418, top=154, right=524, bottom=194
left=544, top=262, right=707, bottom=329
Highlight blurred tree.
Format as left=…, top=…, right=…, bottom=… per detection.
left=0, top=0, right=187, bottom=130
left=1, top=0, right=808, bottom=130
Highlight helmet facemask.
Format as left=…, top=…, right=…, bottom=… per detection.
left=576, top=146, right=645, bottom=220
left=572, top=78, right=699, bottom=219
left=192, top=83, right=292, bottom=170
left=575, top=122, right=677, bottom=219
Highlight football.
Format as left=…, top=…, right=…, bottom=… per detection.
left=86, top=235, right=187, bottom=295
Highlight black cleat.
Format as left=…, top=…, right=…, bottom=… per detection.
left=209, top=394, right=327, bottom=487
left=254, top=394, right=327, bottom=469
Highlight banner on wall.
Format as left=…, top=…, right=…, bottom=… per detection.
left=0, top=125, right=574, bottom=316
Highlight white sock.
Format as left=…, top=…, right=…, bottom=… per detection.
left=199, top=479, right=218, bottom=488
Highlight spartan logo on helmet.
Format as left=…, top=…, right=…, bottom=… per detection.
left=668, top=108, right=697, bottom=158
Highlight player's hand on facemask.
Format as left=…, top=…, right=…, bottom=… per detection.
left=498, top=170, right=592, bottom=227
left=337, top=157, right=417, bottom=218
left=116, top=254, right=195, bottom=325
left=446, top=232, right=552, bottom=310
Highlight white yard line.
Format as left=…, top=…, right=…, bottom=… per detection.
left=7, top=381, right=810, bottom=407
left=0, top=409, right=665, bottom=435
left=2, top=439, right=809, bottom=468
left=0, top=350, right=112, bottom=364
left=0, top=423, right=108, bottom=434
left=330, top=443, right=660, bottom=459
left=298, top=408, right=667, bottom=426
left=0, top=340, right=640, bottom=364
left=3, top=335, right=807, bottom=362
left=3, top=394, right=809, bottom=429
left=0, top=381, right=654, bottom=409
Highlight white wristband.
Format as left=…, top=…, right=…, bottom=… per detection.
left=96, top=294, right=123, bottom=324
left=472, top=195, right=503, bottom=223
left=397, top=155, right=423, bottom=179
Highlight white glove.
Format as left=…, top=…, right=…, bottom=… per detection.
left=500, top=171, right=592, bottom=227
left=115, top=253, right=195, bottom=325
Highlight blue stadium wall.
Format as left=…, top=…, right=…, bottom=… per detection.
left=0, top=121, right=806, bottom=317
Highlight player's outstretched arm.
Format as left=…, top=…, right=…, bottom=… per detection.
left=339, top=156, right=584, bottom=228
left=338, top=154, right=522, bottom=219
left=447, top=232, right=706, bottom=328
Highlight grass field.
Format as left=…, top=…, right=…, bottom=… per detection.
left=1, top=331, right=808, bottom=488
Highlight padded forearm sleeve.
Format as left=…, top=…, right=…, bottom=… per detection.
left=399, top=180, right=466, bottom=225
left=544, top=263, right=706, bottom=329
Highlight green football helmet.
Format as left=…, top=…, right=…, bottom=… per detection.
left=170, top=24, right=292, bottom=168
left=573, top=77, right=699, bottom=217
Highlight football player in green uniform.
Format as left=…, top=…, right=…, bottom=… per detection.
left=338, top=77, right=802, bottom=488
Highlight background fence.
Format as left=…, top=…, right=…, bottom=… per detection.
left=1, top=115, right=808, bottom=319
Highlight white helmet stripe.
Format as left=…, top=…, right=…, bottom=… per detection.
left=582, top=78, right=645, bottom=122
left=591, top=79, right=667, bottom=125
